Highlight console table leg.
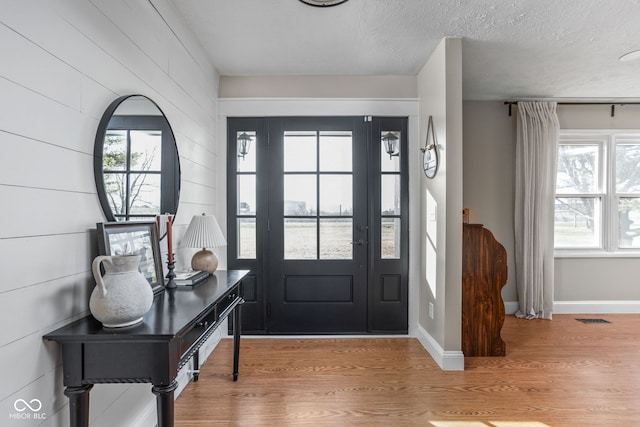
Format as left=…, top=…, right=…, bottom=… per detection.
left=151, top=381, right=178, bottom=427
left=192, top=350, right=200, bottom=382
left=64, top=384, right=93, bottom=427
left=233, top=301, right=242, bottom=381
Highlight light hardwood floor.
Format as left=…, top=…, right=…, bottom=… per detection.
left=174, top=314, right=640, bottom=426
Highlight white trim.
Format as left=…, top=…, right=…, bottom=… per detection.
left=504, top=300, right=640, bottom=314
left=504, top=300, right=519, bottom=314
left=553, top=300, right=640, bottom=313
left=219, top=98, right=422, bottom=336
left=415, top=324, right=464, bottom=371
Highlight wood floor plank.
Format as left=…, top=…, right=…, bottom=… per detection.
left=175, top=314, right=640, bottom=426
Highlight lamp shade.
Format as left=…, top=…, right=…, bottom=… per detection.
left=181, top=214, right=227, bottom=249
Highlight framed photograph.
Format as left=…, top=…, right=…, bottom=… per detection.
left=97, top=221, right=165, bottom=294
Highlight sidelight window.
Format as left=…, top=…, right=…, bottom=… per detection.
left=381, top=131, right=402, bottom=259
left=236, top=131, right=257, bottom=259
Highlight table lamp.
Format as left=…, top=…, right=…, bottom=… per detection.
left=180, top=213, right=227, bottom=274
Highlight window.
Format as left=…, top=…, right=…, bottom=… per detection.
left=236, top=130, right=257, bottom=259
left=555, top=131, right=640, bottom=255
left=380, top=130, right=402, bottom=259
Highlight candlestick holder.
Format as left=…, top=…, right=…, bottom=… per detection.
left=165, top=256, right=177, bottom=289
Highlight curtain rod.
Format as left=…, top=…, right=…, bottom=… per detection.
left=504, top=101, right=640, bottom=117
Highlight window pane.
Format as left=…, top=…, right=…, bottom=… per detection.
left=284, top=131, right=316, bottom=172
left=554, top=197, right=600, bottom=247
left=616, top=144, right=640, bottom=193
left=284, top=218, right=317, bottom=259
left=237, top=175, right=256, bottom=215
left=284, top=175, right=317, bottom=215
left=237, top=218, right=256, bottom=259
left=319, top=131, right=352, bottom=172
left=129, top=174, right=161, bottom=214
left=556, top=145, right=599, bottom=193
left=381, top=217, right=401, bottom=259
left=320, top=219, right=352, bottom=259
left=381, top=131, right=400, bottom=172
left=320, top=175, right=352, bottom=216
left=103, top=130, right=127, bottom=171
left=618, top=197, right=640, bottom=248
left=130, top=130, right=162, bottom=171
left=236, top=131, right=256, bottom=172
left=381, top=174, right=401, bottom=215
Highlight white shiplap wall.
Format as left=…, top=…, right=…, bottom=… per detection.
left=0, top=0, right=219, bottom=425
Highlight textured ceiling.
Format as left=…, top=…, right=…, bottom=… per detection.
left=171, top=0, right=640, bottom=100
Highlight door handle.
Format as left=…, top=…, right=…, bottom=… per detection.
left=350, top=239, right=367, bottom=246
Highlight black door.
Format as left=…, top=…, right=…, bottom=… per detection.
left=267, top=117, right=368, bottom=333
left=227, top=116, right=408, bottom=334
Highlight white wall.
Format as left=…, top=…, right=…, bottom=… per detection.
left=219, top=75, right=418, bottom=99
left=463, top=102, right=640, bottom=313
left=415, top=38, right=464, bottom=370
left=0, top=1, right=219, bottom=425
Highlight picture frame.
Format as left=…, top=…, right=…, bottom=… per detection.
left=97, top=221, right=165, bottom=294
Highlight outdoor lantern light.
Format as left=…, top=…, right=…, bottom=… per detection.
left=382, top=131, right=400, bottom=159
left=237, top=132, right=252, bottom=160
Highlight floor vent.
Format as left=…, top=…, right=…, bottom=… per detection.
left=576, top=318, right=611, bottom=324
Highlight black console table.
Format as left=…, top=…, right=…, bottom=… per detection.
left=44, top=270, right=248, bottom=427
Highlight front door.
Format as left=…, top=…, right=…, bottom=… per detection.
left=267, top=117, right=368, bottom=333
left=227, top=116, right=408, bottom=334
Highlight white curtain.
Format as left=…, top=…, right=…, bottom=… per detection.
left=514, top=102, right=559, bottom=320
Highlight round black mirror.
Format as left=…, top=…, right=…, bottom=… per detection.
left=94, top=95, right=180, bottom=222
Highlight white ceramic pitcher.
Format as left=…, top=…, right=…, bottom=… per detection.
left=90, top=255, right=154, bottom=328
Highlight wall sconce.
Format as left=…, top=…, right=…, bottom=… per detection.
left=237, top=132, right=252, bottom=160
left=382, top=131, right=400, bottom=159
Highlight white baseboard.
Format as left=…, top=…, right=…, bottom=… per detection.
left=505, top=300, right=640, bottom=314
left=415, top=324, right=464, bottom=371
left=504, top=301, right=519, bottom=314
left=553, top=300, right=640, bottom=314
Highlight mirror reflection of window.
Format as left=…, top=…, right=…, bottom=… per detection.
left=95, top=95, right=180, bottom=222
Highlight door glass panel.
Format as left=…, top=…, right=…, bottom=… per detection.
left=284, top=175, right=317, bottom=215
left=284, top=218, right=317, bottom=259
left=130, top=130, right=162, bottom=171
left=284, top=131, right=316, bottom=172
left=238, top=218, right=256, bottom=259
left=381, top=175, right=401, bottom=215
left=129, top=174, right=161, bottom=214
left=238, top=175, right=256, bottom=215
left=381, top=217, right=401, bottom=259
left=320, top=175, right=352, bottom=216
left=320, top=218, right=352, bottom=259
left=319, top=131, right=352, bottom=172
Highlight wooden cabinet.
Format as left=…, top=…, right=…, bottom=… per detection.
left=462, top=224, right=507, bottom=357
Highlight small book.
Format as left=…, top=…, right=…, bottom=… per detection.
left=172, top=270, right=209, bottom=286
